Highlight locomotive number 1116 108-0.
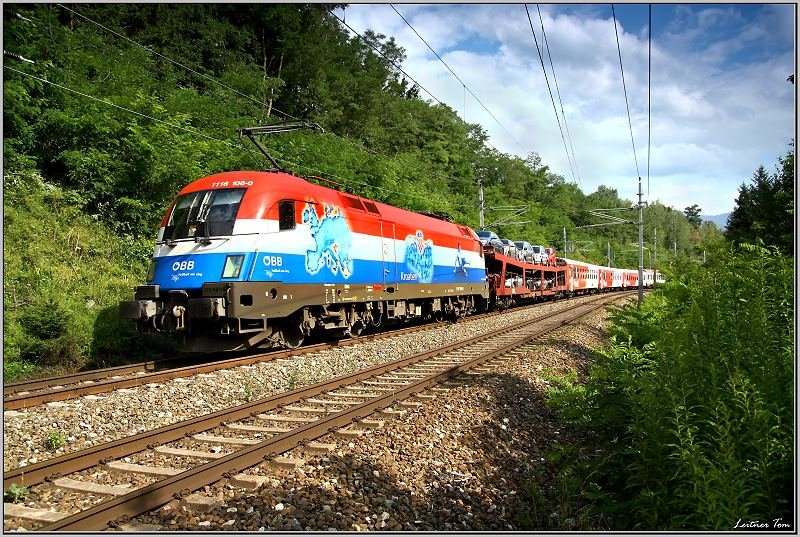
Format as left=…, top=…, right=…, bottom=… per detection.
left=210, top=180, right=254, bottom=188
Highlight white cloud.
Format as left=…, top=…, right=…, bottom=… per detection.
left=338, top=4, right=795, bottom=215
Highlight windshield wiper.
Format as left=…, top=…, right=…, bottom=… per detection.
left=194, top=219, right=211, bottom=245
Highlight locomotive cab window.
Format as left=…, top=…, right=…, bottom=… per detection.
left=164, top=188, right=246, bottom=241
left=278, top=201, right=295, bottom=231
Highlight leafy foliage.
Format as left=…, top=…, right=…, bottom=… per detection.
left=4, top=484, right=28, bottom=504
left=43, top=430, right=68, bottom=452
left=544, top=244, right=793, bottom=530
left=683, top=203, right=702, bottom=228
left=3, top=170, right=159, bottom=378
left=3, top=4, right=719, bottom=265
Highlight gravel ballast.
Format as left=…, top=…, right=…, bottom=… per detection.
left=4, top=299, right=636, bottom=531
left=123, top=296, right=634, bottom=531
left=3, top=294, right=609, bottom=471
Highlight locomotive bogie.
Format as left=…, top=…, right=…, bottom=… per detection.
left=122, top=279, right=485, bottom=351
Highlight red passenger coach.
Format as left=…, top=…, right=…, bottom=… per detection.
left=623, top=270, right=639, bottom=288
left=562, top=258, right=599, bottom=294
left=598, top=267, right=614, bottom=290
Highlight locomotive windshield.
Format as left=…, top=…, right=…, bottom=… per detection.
left=163, top=188, right=246, bottom=241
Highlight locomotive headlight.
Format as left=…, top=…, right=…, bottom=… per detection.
left=145, top=260, right=157, bottom=282
left=222, top=255, right=245, bottom=278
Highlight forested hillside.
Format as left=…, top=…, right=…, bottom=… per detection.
left=0, top=3, right=747, bottom=375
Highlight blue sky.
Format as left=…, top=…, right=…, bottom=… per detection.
left=336, top=3, right=795, bottom=215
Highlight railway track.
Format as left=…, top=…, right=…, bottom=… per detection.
left=3, top=292, right=632, bottom=531
left=2, top=315, right=491, bottom=410
left=3, top=296, right=584, bottom=411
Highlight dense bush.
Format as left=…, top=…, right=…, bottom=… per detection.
left=545, top=244, right=794, bottom=530
left=3, top=170, right=151, bottom=379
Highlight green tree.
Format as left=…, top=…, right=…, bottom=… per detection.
left=683, top=203, right=702, bottom=229
left=726, top=148, right=794, bottom=255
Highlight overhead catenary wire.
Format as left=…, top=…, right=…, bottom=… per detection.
left=329, top=9, right=442, bottom=105
left=536, top=4, right=582, bottom=188
left=390, top=4, right=527, bottom=155
left=611, top=4, right=641, bottom=179
left=332, top=8, right=502, bottom=157
left=524, top=4, right=578, bottom=186
left=647, top=4, right=652, bottom=202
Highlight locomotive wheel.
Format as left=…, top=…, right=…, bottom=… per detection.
left=346, top=320, right=364, bottom=338
left=342, top=308, right=364, bottom=338
left=279, top=323, right=304, bottom=349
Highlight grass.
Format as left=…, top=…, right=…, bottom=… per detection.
left=241, top=379, right=267, bottom=402
left=3, top=169, right=157, bottom=381
left=288, top=369, right=301, bottom=389
left=43, top=430, right=68, bottom=452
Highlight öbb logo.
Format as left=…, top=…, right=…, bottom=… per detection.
left=172, top=260, right=195, bottom=271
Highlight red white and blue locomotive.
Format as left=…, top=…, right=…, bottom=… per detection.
left=120, top=170, right=489, bottom=351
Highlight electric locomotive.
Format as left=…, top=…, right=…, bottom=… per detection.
left=120, top=170, right=489, bottom=352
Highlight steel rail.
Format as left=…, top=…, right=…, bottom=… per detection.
left=8, top=290, right=594, bottom=403
left=3, top=361, right=159, bottom=396
left=3, top=345, right=321, bottom=410
left=41, top=293, right=626, bottom=531
left=3, top=314, right=488, bottom=398
left=5, top=296, right=616, bottom=492
left=3, top=306, right=526, bottom=410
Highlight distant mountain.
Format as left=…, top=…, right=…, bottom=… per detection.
left=701, top=213, right=730, bottom=229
